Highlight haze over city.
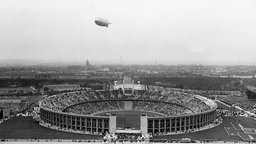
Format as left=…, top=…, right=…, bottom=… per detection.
left=0, top=0, right=256, bottom=65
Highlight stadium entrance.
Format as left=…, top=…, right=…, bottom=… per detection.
left=94, top=110, right=162, bottom=133
left=116, top=111, right=141, bottom=130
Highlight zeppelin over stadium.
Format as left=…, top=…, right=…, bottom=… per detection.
left=39, top=76, right=218, bottom=136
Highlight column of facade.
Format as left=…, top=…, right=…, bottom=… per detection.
left=158, top=120, right=161, bottom=133
left=208, top=113, right=211, bottom=124
left=169, top=119, right=172, bottom=132
left=188, top=116, right=191, bottom=130
left=174, top=118, right=177, bottom=132
left=50, top=113, right=53, bottom=125
left=55, top=113, right=59, bottom=126
left=56, top=114, right=58, bottom=126
left=101, top=119, right=104, bottom=133
left=58, top=114, right=60, bottom=127
left=207, top=113, right=209, bottom=125
left=56, top=113, right=58, bottom=126
left=202, top=114, right=204, bottom=126
left=51, top=113, right=53, bottom=126
left=60, top=114, right=62, bottom=127
left=164, top=119, right=167, bottom=133
left=42, top=110, right=45, bottom=121
left=52, top=113, right=55, bottom=125
left=71, top=116, right=73, bottom=130
left=211, top=112, right=213, bottom=123
left=46, top=111, right=48, bottom=123
left=199, top=115, right=202, bottom=127
left=85, top=118, right=87, bottom=131
left=201, top=114, right=204, bottom=126
left=54, top=113, right=57, bottom=126
left=46, top=111, right=48, bottom=122
left=87, top=118, right=89, bottom=132
left=46, top=112, right=50, bottom=123
left=209, top=113, right=211, bottom=124
left=75, top=116, right=77, bottom=130
left=96, top=118, right=99, bottom=133
left=90, top=119, right=93, bottom=133
left=49, top=113, right=52, bottom=125
left=202, top=114, right=204, bottom=127
left=79, top=117, right=82, bottom=131
left=55, top=113, right=57, bottom=126
left=65, top=115, right=68, bottom=129
left=205, top=113, right=207, bottom=125
left=62, top=115, right=64, bottom=128
left=206, top=113, right=209, bottom=125
left=192, top=116, right=195, bottom=129
left=53, top=113, right=57, bottom=126
left=179, top=118, right=182, bottom=132
left=184, top=117, right=186, bottom=131
left=204, top=114, right=206, bottom=126
left=44, top=111, right=46, bottom=122
left=196, top=115, right=199, bottom=128
left=152, top=120, right=155, bottom=134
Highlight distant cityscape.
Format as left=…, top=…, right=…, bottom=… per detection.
left=1, top=60, right=256, bottom=80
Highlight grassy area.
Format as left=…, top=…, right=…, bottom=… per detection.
left=0, top=116, right=102, bottom=139
left=26, top=95, right=45, bottom=105
left=221, top=96, right=256, bottom=105
left=1, top=115, right=256, bottom=141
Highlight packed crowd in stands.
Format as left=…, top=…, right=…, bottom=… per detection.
left=66, top=101, right=124, bottom=115
left=40, top=87, right=212, bottom=116
left=132, top=101, right=193, bottom=116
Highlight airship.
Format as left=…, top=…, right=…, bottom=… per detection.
left=95, top=18, right=111, bottom=28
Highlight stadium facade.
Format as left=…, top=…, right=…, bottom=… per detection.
left=39, top=76, right=218, bottom=136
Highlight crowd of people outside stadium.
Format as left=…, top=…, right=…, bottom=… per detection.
left=103, top=132, right=151, bottom=143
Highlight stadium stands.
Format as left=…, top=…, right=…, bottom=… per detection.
left=39, top=86, right=217, bottom=136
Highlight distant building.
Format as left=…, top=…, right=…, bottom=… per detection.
left=0, top=87, right=36, bottom=96
left=43, top=84, right=81, bottom=93
left=86, top=59, right=90, bottom=67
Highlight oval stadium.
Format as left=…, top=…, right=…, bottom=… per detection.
left=39, top=76, right=218, bottom=140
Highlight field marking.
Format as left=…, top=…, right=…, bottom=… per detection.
left=237, top=132, right=251, bottom=141
left=224, top=127, right=232, bottom=135
left=248, top=135, right=254, bottom=141
left=231, top=122, right=241, bottom=130
left=224, top=127, right=239, bottom=136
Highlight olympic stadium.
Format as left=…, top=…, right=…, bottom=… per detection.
left=2, top=77, right=256, bottom=142
left=38, top=76, right=219, bottom=140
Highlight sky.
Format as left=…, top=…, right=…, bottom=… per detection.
left=0, top=0, right=256, bottom=65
